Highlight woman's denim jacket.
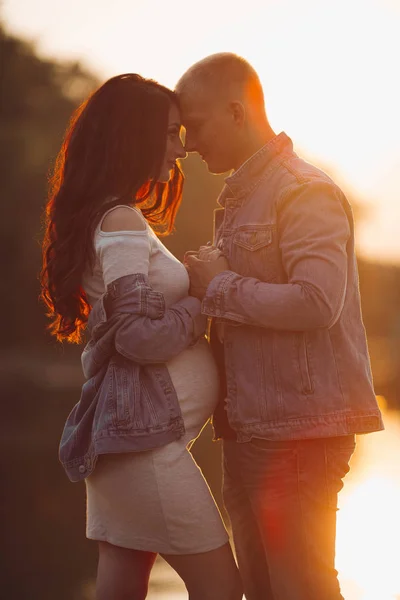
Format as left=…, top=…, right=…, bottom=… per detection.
left=59, top=273, right=206, bottom=482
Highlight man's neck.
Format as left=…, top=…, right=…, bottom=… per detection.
left=232, top=125, right=276, bottom=172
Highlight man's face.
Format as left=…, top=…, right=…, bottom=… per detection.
left=179, top=92, right=237, bottom=174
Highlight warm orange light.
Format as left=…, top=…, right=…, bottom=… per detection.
left=336, top=405, right=400, bottom=600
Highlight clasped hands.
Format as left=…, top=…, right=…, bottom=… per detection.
left=184, top=244, right=230, bottom=300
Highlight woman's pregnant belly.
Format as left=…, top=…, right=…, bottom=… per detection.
left=166, top=337, right=220, bottom=437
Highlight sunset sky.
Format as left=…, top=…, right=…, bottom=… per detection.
left=3, top=0, right=399, bottom=262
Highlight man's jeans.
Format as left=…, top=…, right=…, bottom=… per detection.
left=223, top=435, right=356, bottom=600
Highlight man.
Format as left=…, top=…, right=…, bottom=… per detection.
left=176, top=53, right=384, bottom=600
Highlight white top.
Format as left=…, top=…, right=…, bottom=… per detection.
left=83, top=205, right=189, bottom=308
left=82, top=204, right=220, bottom=417
left=82, top=205, right=227, bottom=554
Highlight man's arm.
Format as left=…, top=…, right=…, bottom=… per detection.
left=201, top=181, right=351, bottom=331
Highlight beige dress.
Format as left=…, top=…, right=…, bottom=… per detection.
left=82, top=205, right=228, bottom=554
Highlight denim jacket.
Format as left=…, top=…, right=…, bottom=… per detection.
left=60, top=273, right=206, bottom=482
left=203, top=132, right=384, bottom=441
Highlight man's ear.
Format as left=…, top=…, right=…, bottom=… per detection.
left=230, top=101, right=245, bottom=127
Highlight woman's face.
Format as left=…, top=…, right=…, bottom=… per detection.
left=158, top=103, right=186, bottom=182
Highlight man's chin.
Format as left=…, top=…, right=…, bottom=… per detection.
left=204, top=160, right=231, bottom=175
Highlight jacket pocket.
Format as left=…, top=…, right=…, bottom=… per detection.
left=295, top=332, right=314, bottom=395
left=233, top=227, right=273, bottom=251
left=110, top=362, right=133, bottom=426
left=231, top=225, right=277, bottom=280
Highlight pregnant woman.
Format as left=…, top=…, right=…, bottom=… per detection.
left=40, top=74, right=241, bottom=600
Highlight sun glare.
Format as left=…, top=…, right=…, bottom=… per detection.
left=2, top=0, right=400, bottom=259
left=336, top=406, right=400, bottom=600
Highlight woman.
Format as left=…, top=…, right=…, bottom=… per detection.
left=40, top=74, right=242, bottom=600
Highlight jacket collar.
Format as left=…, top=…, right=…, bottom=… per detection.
left=218, top=132, right=293, bottom=206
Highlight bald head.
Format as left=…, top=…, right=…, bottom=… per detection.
left=175, top=53, right=274, bottom=174
left=176, top=52, right=265, bottom=112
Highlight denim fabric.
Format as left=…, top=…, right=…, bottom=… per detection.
left=60, top=273, right=207, bottom=482
left=203, top=132, right=383, bottom=441
left=223, top=435, right=356, bottom=600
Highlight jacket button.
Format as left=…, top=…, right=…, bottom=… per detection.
left=78, top=465, right=86, bottom=474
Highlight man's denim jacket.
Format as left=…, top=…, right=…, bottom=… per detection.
left=60, top=274, right=206, bottom=482
left=204, top=132, right=384, bottom=441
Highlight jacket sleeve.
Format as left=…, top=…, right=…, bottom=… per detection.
left=111, top=288, right=207, bottom=364
left=202, top=181, right=351, bottom=331
left=94, top=230, right=207, bottom=363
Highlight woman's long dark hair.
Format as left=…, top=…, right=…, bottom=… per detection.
left=41, top=73, right=184, bottom=344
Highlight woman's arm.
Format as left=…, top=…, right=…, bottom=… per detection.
left=95, top=206, right=206, bottom=364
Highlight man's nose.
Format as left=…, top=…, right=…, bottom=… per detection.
left=184, top=133, right=196, bottom=153
left=175, top=137, right=187, bottom=160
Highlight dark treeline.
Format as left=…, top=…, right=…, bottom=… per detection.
left=1, top=23, right=399, bottom=599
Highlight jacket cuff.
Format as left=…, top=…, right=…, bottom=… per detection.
left=106, top=274, right=166, bottom=320
left=201, top=270, right=236, bottom=318
left=176, top=296, right=207, bottom=338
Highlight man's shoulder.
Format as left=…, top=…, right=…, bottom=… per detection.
left=275, top=153, right=336, bottom=188
left=257, top=153, right=346, bottom=207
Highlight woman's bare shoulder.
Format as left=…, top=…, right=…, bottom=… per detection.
left=100, top=206, right=146, bottom=232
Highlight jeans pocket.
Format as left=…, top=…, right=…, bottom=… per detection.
left=246, top=440, right=298, bottom=481
left=250, top=438, right=297, bottom=451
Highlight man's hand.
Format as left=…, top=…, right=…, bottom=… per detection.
left=197, top=245, right=224, bottom=261
left=185, top=253, right=230, bottom=300
left=183, top=245, right=222, bottom=265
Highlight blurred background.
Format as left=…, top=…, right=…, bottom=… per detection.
left=1, top=0, right=399, bottom=598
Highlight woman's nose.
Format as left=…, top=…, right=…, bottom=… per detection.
left=183, top=130, right=196, bottom=153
